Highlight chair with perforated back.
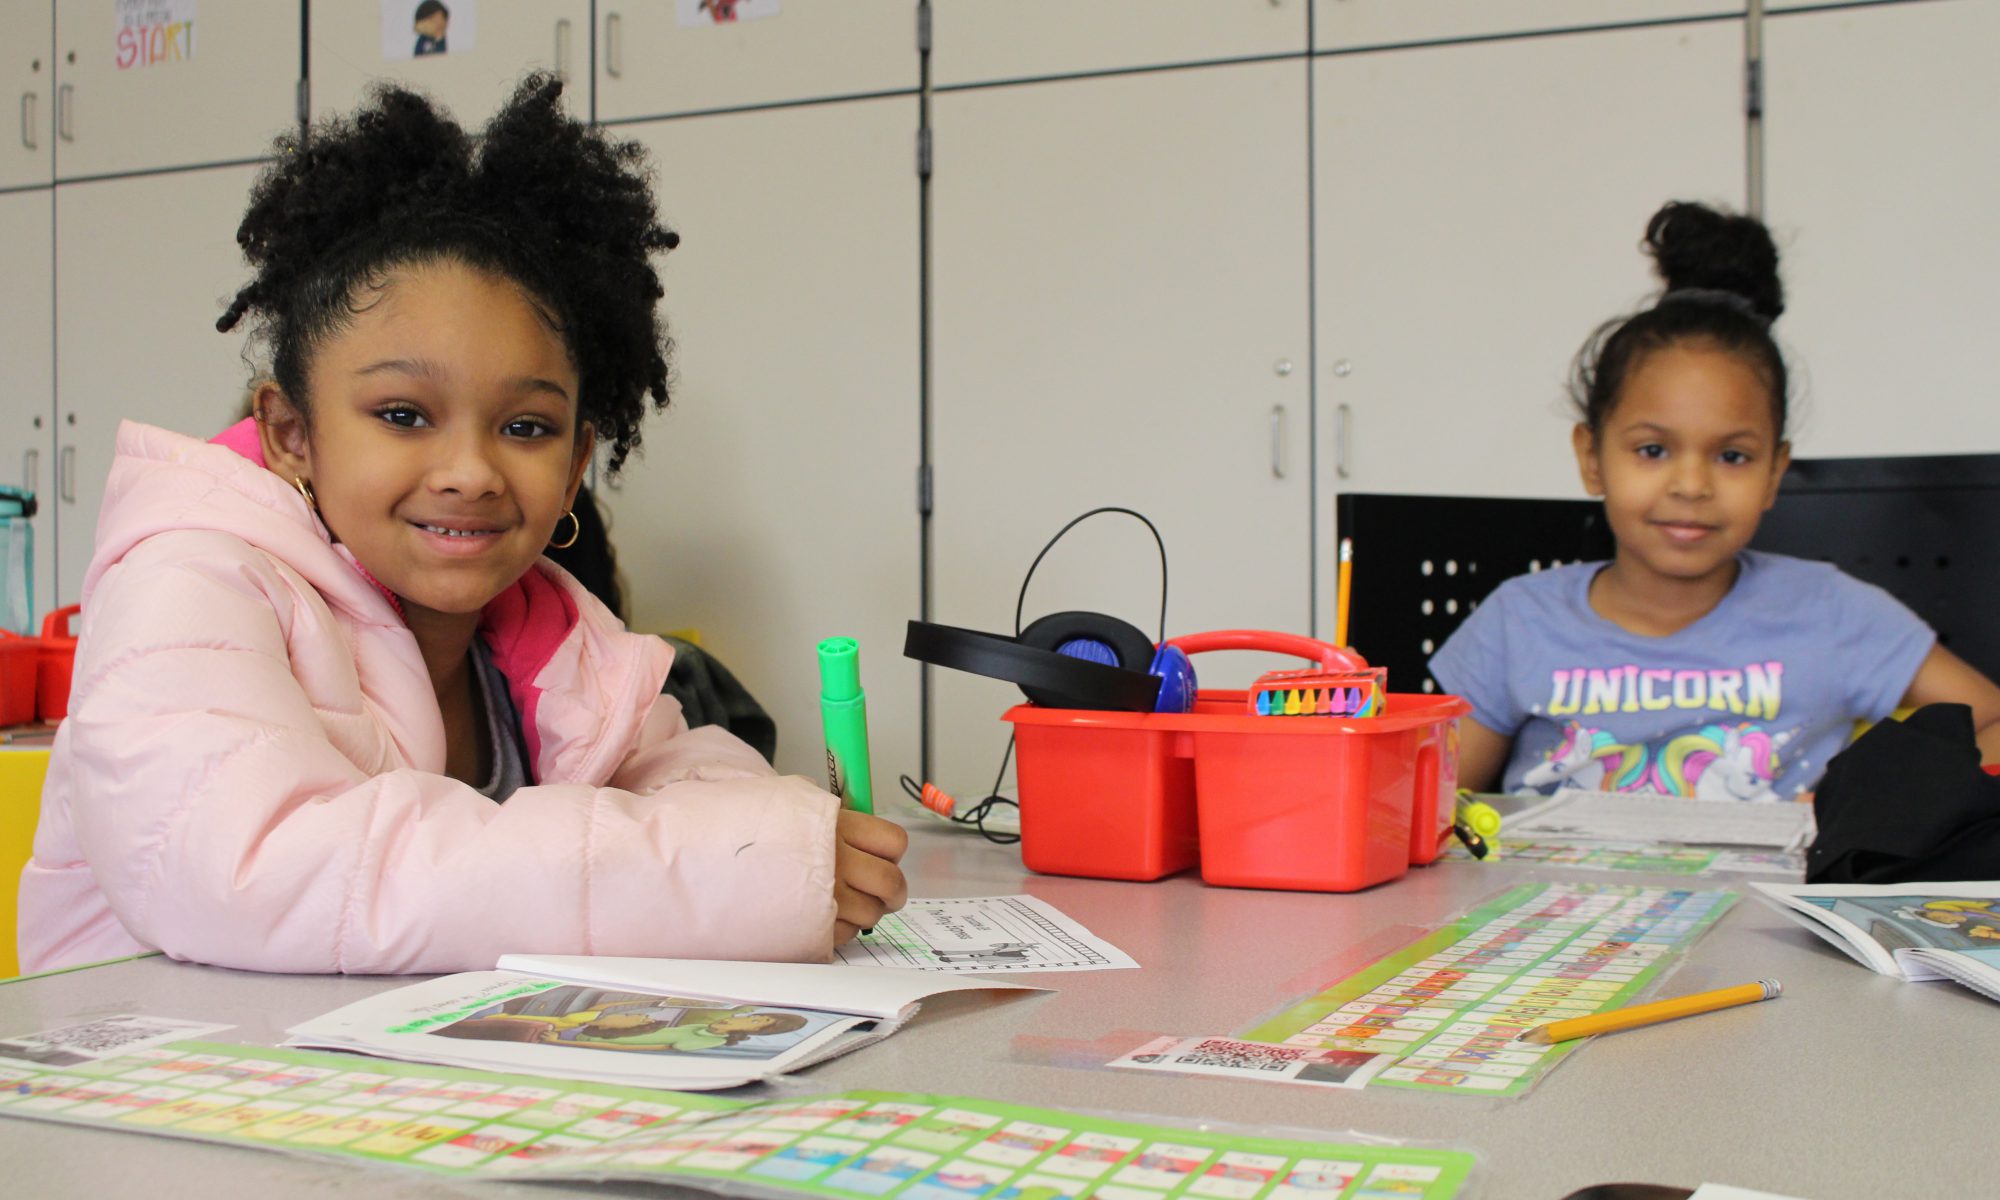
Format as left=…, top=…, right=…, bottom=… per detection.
left=1336, top=453, right=2000, bottom=697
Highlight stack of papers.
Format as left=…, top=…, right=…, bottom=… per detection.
left=286, top=956, right=1039, bottom=1091
left=1506, top=789, right=1815, bottom=851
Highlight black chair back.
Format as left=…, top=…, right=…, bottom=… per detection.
left=1337, top=454, right=2000, bottom=695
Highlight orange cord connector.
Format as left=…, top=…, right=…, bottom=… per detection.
left=916, top=781, right=958, bottom=818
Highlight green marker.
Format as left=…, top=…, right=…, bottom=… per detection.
left=817, top=636, right=875, bottom=814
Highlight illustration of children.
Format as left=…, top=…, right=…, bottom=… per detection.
left=412, top=1, right=449, bottom=55
left=1895, top=899, right=2000, bottom=942
left=433, top=989, right=811, bottom=1054
left=568, top=1010, right=810, bottom=1052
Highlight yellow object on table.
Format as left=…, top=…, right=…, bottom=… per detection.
left=0, top=747, right=50, bottom=978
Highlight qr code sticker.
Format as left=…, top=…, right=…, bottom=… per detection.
left=0, top=1015, right=236, bottom=1066
left=1179, top=1040, right=1305, bottom=1073
left=1110, top=1036, right=1392, bottom=1090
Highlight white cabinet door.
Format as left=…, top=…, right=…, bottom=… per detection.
left=310, top=2, right=589, bottom=127
left=1314, top=21, right=1746, bottom=615
left=601, top=98, right=919, bottom=785
left=53, top=1, right=296, bottom=179
left=1315, top=0, right=1740, bottom=50
left=0, top=0, right=52, bottom=189
left=1763, top=0, right=2000, bottom=456
left=931, top=62, right=1312, bottom=794
left=0, top=188, right=53, bottom=628
left=595, top=1, right=916, bottom=123
left=931, top=0, right=1306, bottom=87
left=54, top=166, right=261, bottom=601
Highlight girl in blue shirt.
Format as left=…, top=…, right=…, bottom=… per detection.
left=1432, top=202, right=2000, bottom=798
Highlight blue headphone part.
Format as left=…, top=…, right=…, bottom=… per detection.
left=1056, top=637, right=1121, bottom=668
left=1149, top=643, right=1197, bottom=713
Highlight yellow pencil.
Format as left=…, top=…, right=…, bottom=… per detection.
left=1335, top=537, right=1353, bottom=648
left=1515, top=979, right=1781, bottom=1044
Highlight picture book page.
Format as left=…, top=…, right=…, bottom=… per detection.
left=286, top=973, right=882, bottom=1089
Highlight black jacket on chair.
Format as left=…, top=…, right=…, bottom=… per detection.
left=1808, top=703, right=2000, bottom=884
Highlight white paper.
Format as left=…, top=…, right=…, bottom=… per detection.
left=381, top=0, right=478, bottom=61
left=676, top=0, right=780, bottom=27
left=115, top=0, right=196, bottom=70
left=1506, top=789, right=1814, bottom=849
left=835, top=895, right=1138, bottom=972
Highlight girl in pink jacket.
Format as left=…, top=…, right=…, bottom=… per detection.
left=16, top=76, right=908, bottom=976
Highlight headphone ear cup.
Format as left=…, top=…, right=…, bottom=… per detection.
left=1016, top=611, right=1161, bottom=710
left=1148, top=644, right=1197, bottom=713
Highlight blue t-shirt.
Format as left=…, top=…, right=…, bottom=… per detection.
left=1429, top=551, right=1934, bottom=801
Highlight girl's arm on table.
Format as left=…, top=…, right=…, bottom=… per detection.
left=1454, top=717, right=1514, bottom=795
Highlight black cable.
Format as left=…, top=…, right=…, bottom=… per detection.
left=1014, top=506, right=1168, bottom=643
left=900, top=766, right=1019, bottom=845
left=915, top=505, right=1168, bottom=849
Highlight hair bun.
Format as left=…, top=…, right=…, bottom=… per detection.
left=1644, top=200, right=1784, bottom=322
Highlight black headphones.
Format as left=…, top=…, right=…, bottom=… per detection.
left=903, top=509, right=1199, bottom=713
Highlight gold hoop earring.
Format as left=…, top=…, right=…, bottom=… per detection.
left=549, top=509, right=581, bottom=550
left=293, top=475, right=318, bottom=513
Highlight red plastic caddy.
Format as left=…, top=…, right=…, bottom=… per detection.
left=1002, top=630, right=1467, bottom=891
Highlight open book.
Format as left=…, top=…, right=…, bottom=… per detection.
left=286, top=955, right=1040, bottom=1090
left=1751, top=881, right=2000, bottom=1003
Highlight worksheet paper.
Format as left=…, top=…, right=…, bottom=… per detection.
left=1504, top=790, right=1814, bottom=850
left=835, top=896, right=1138, bottom=973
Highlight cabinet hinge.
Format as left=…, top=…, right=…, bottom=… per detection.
left=917, top=127, right=932, bottom=179
left=917, top=463, right=933, bottom=517
left=1745, top=58, right=1763, bottom=120
left=917, top=2, right=932, bottom=54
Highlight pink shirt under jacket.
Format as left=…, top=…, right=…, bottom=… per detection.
left=17, top=421, right=838, bottom=975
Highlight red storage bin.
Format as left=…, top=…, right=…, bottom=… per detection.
left=0, top=630, right=36, bottom=726
left=34, top=605, right=79, bottom=722
left=1002, top=632, right=1467, bottom=891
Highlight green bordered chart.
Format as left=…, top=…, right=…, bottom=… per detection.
left=1238, top=881, right=1736, bottom=1097
left=0, top=1040, right=1476, bottom=1199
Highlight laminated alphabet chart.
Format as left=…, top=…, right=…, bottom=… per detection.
left=1237, top=882, right=1736, bottom=1097
left=1444, top=838, right=1802, bottom=877
left=0, top=1039, right=1476, bottom=1197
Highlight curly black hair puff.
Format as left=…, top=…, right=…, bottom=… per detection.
left=219, top=73, right=679, bottom=474
left=1571, top=200, right=1789, bottom=441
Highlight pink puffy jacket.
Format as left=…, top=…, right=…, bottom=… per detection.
left=17, top=421, right=839, bottom=975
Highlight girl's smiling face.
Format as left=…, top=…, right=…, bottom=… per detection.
left=262, top=260, right=593, bottom=625
left=1573, top=340, right=1790, bottom=591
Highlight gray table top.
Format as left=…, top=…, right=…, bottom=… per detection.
left=3, top=821, right=1994, bottom=1199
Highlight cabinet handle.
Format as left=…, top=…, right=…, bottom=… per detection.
left=555, top=18, right=573, bottom=83
left=18, top=92, right=33, bottom=150
left=1335, top=402, right=1351, bottom=480
left=1269, top=405, right=1286, bottom=480
left=21, top=449, right=37, bottom=496
left=59, top=445, right=75, bottom=503
left=606, top=12, right=623, bottom=78
left=56, top=83, right=72, bottom=142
